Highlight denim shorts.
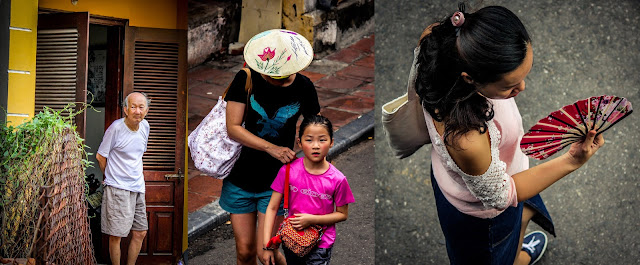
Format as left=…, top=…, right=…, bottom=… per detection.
left=219, top=179, right=285, bottom=215
left=283, top=246, right=332, bottom=265
left=430, top=168, right=555, bottom=265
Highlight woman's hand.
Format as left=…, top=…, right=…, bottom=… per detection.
left=289, top=213, right=316, bottom=230
left=564, top=130, right=605, bottom=166
left=266, top=145, right=296, bottom=164
left=514, top=130, right=605, bottom=202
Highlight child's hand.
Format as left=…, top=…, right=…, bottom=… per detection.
left=290, top=213, right=315, bottom=230
left=564, top=130, right=605, bottom=166
left=262, top=250, right=275, bottom=265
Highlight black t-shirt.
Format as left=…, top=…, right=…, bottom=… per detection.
left=224, top=68, right=320, bottom=192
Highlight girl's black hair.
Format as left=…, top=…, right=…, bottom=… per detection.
left=298, top=115, right=334, bottom=139
left=416, top=4, right=530, bottom=147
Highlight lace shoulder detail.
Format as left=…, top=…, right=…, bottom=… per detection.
left=426, top=117, right=512, bottom=209
left=429, top=121, right=503, bottom=173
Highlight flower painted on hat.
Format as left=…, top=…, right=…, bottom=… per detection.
left=258, top=47, right=276, bottom=61
left=255, top=48, right=292, bottom=75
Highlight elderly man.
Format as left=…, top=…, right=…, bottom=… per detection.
left=96, top=92, right=150, bottom=265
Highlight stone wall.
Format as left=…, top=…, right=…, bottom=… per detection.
left=283, top=0, right=374, bottom=54
left=188, top=0, right=242, bottom=68
left=188, top=0, right=374, bottom=69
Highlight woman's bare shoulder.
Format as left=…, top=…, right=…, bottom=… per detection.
left=446, top=130, right=492, bottom=176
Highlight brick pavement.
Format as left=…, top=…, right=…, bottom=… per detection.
left=187, top=35, right=374, bottom=213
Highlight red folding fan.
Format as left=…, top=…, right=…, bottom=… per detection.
left=520, top=95, right=633, bottom=160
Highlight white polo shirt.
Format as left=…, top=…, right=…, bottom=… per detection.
left=98, top=118, right=149, bottom=193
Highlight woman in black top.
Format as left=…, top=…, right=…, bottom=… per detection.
left=222, top=29, right=320, bottom=265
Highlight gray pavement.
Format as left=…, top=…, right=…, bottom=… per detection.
left=190, top=136, right=375, bottom=264
left=375, top=0, right=640, bottom=264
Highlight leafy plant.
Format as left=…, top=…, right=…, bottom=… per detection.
left=0, top=104, right=93, bottom=258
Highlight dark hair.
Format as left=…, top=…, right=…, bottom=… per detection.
left=298, top=115, right=334, bottom=139
left=416, top=4, right=530, bottom=147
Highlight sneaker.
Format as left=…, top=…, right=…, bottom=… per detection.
left=521, top=231, right=548, bottom=265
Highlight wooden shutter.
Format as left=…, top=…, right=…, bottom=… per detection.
left=35, top=13, right=89, bottom=138
left=123, top=25, right=186, bottom=263
left=132, top=38, right=180, bottom=170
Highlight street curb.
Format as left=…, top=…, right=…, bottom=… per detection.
left=187, top=110, right=374, bottom=242
left=322, top=110, right=375, bottom=160
left=187, top=200, right=229, bottom=243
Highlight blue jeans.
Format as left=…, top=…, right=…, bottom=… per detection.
left=283, top=246, right=332, bottom=265
left=430, top=168, right=555, bottom=265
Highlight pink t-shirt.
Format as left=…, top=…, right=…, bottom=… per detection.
left=271, top=158, right=355, bottom=248
left=427, top=98, right=528, bottom=218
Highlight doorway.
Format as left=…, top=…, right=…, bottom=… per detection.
left=84, top=21, right=125, bottom=263
left=36, top=11, right=186, bottom=264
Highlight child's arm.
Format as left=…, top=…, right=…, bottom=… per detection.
left=262, top=191, right=283, bottom=265
left=289, top=204, right=349, bottom=230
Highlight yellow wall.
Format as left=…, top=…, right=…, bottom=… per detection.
left=7, top=0, right=38, bottom=126
left=8, top=0, right=189, bottom=256
left=38, top=0, right=186, bottom=30
left=7, top=0, right=185, bottom=127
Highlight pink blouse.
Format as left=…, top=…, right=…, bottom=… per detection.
left=425, top=98, right=528, bottom=218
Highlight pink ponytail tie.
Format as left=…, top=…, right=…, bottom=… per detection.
left=451, top=11, right=465, bottom=27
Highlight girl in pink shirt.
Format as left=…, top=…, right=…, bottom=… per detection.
left=263, top=115, right=355, bottom=265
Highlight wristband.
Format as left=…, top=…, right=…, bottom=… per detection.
left=263, top=247, right=275, bottom=251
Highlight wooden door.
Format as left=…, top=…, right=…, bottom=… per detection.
left=123, top=25, right=186, bottom=264
left=35, top=12, right=89, bottom=138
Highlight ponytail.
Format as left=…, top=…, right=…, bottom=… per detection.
left=416, top=4, right=530, bottom=147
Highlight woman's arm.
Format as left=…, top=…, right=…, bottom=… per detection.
left=450, top=130, right=604, bottom=204
left=288, top=205, right=349, bottom=230
left=512, top=130, right=604, bottom=201
left=447, top=129, right=514, bottom=209
left=226, top=101, right=295, bottom=163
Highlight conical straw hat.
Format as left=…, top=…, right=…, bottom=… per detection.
left=244, top=29, right=314, bottom=77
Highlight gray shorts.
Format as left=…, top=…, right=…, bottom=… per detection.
left=101, top=185, right=148, bottom=237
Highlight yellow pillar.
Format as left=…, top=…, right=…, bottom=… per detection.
left=282, top=0, right=322, bottom=48
left=238, top=0, right=284, bottom=44
left=7, top=0, right=38, bottom=126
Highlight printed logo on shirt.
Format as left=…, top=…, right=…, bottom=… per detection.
left=289, top=184, right=332, bottom=200
left=250, top=95, right=300, bottom=137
